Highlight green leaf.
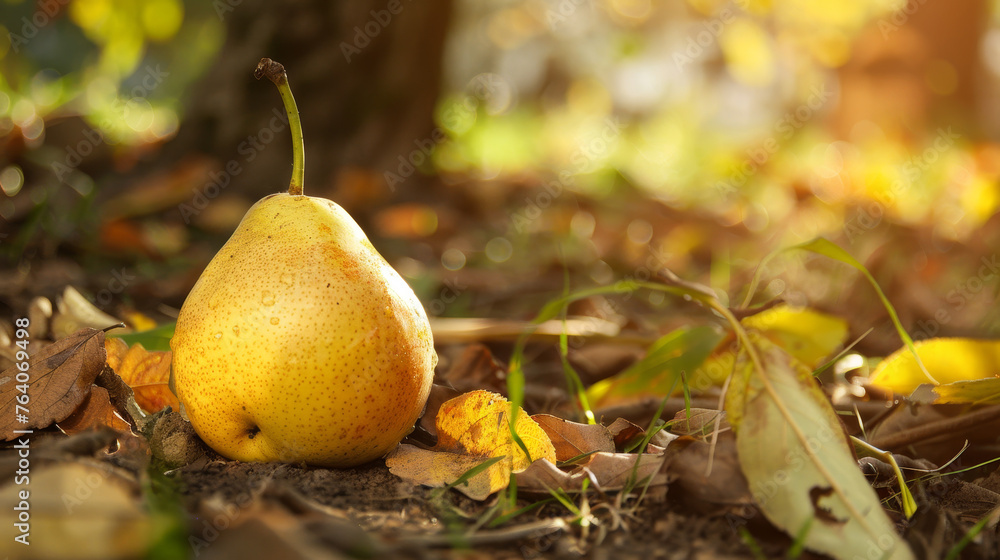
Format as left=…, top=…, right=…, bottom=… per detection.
left=796, top=238, right=936, bottom=385
left=742, top=238, right=935, bottom=385
left=587, top=326, right=724, bottom=406
left=741, top=306, right=848, bottom=369
left=931, top=378, right=1000, bottom=405
left=726, top=336, right=913, bottom=560
left=108, top=323, right=175, bottom=352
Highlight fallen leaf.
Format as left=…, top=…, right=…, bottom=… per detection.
left=0, top=328, right=106, bottom=440
left=726, top=335, right=914, bottom=559
left=94, top=365, right=150, bottom=432
left=438, top=343, right=507, bottom=394
left=869, top=338, right=1000, bottom=396
left=930, top=377, right=1000, bottom=404
left=669, top=408, right=729, bottom=438
left=0, top=462, right=154, bottom=559
left=386, top=390, right=556, bottom=500
left=582, top=451, right=667, bottom=489
left=531, top=414, right=614, bottom=461
left=516, top=452, right=666, bottom=493
left=56, top=386, right=132, bottom=435
left=104, top=337, right=178, bottom=413
left=663, top=432, right=752, bottom=512
left=55, top=386, right=150, bottom=470
left=27, top=296, right=52, bottom=339
left=418, top=384, right=461, bottom=437
left=108, top=322, right=175, bottom=353
left=742, top=305, right=849, bottom=369
left=586, top=326, right=724, bottom=408
left=588, top=306, right=848, bottom=407
left=50, top=286, right=124, bottom=340
left=606, top=417, right=645, bottom=451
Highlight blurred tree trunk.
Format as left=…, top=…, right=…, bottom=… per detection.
left=154, top=0, right=452, bottom=208
left=833, top=0, right=986, bottom=141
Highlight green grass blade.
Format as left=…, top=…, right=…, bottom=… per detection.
left=442, top=456, right=505, bottom=493
left=795, top=238, right=934, bottom=383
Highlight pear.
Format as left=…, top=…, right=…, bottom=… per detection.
left=170, top=59, right=436, bottom=467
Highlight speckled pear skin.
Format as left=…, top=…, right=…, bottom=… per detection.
left=170, top=193, right=436, bottom=467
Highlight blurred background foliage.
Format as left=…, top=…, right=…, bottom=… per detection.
left=1, top=0, right=1000, bottom=352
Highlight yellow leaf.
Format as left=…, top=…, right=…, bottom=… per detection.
left=386, top=390, right=556, bottom=500
left=105, top=338, right=178, bottom=414
left=697, top=305, right=848, bottom=395
left=591, top=306, right=848, bottom=406
left=868, top=338, right=1000, bottom=395
left=742, top=305, right=849, bottom=368
left=931, top=378, right=1000, bottom=405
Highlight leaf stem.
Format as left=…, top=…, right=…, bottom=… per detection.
left=254, top=58, right=305, bottom=196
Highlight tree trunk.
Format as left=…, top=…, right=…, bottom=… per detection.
left=153, top=0, right=452, bottom=206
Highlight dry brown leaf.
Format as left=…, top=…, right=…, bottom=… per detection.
left=56, top=386, right=132, bottom=435
left=669, top=408, right=730, bottom=438
left=50, top=286, right=124, bottom=339
left=418, top=384, right=461, bottom=437
left=104, top=337, right=178, bottom=414
left=531, top=414, right=615, bottom=461
left=516, top=452, right=666, bottom=493
left=439, top=343, right=507, bottom=394
left=386, top=390, right=556, bottom=500
left=55, top=385, right=150, bottom=469
left=0, top=328, right=106, bottom=440
left=606, top=417, right=645, bottom=451
left=663, top=433, right=752, bottom=512
left=583, top=452, right=667, bottom=489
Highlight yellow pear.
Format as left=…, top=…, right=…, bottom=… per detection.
left=170, top=59, right=436, bottom=467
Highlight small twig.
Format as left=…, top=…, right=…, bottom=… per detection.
left=868, top=404, right=1000, bottom=450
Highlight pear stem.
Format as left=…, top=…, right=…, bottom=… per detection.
left=254, top=58, right=305, bottom=196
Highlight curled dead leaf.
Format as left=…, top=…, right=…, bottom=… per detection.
left=531, top=414, right=615, bottom=461
left=606, top=417, right=645, bottom=451
left=51, top=286, right=124, bottom=340
left=104, top=337, right=178, bottom=414
left=386, top=390, right=556, bottom=500
left=56, top=386, right=131, bottom=435
left=516, top=452, right=666, bottom=493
